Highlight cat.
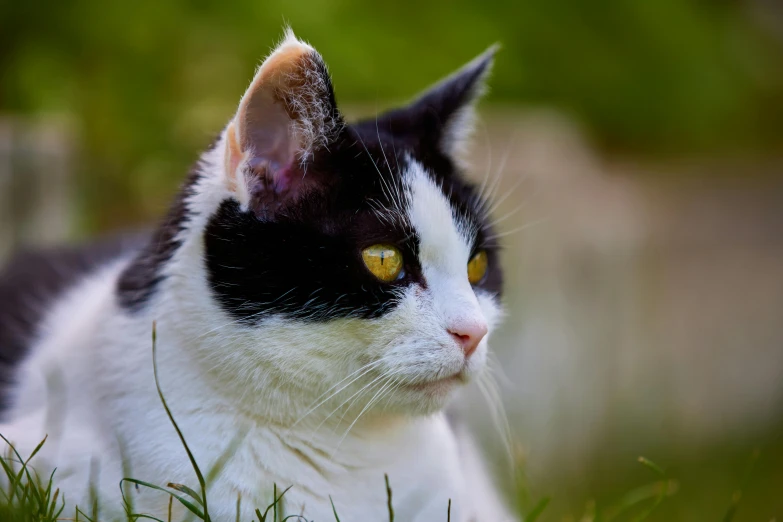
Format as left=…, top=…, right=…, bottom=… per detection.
left=0, top=29, right=513, bottom=521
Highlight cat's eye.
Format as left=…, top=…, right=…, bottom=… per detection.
left=467, top=250, right=488, bottom=285
left=362, top=244, right=404, bottom=282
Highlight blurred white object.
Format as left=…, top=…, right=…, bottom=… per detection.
left=0, top=117, right=74, bottom=260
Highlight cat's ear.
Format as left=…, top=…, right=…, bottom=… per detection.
left=373, top=46, right=497, bottom=163
left=223, top=29, right=343, bottom=213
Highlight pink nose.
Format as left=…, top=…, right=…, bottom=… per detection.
left=448, top=321, right=488, bottom=358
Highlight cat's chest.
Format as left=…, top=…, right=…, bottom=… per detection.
left=151, top=414, right=467, bottom=521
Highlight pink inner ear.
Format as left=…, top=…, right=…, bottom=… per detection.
left=247, top=156, right=296, bottom=195
left=238, top=90, right=305, bottom=198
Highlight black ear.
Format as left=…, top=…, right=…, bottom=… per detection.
left=368, top=45, right=497, bottom=162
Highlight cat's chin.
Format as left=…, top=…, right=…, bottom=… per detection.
left=386, top=372, right=470, bottom=415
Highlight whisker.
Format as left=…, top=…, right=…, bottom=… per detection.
left=332, top=373, right=401, bottom=457
left=291, top=358, right=387, bottom=427
left=477, top=373, right=514, bottom=466
left=485, top=218, right=548, bottom=240
left=476, top=119, right=493, bottom=203
left=306, top=372, right=389, bottom=443
left=485, top=174, right=527, bottom=218
left=479, top=130, right=519, bottom=217
left=357, top=134, right=405, bottom=213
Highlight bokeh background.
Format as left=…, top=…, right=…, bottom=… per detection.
left=1, top=1, right=782, bottom=520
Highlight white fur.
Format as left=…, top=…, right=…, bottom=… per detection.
left=1, top=35, right=513, bottom=522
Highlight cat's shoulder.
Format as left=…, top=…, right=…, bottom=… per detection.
left=0, top=233, right=147, bottom=408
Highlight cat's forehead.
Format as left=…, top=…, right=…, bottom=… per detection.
left=405, top=160, right=476, bottom=269
left=332, top=127, right=485, bottom=239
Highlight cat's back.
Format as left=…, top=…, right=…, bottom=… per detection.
left=0, top=234, right=146, bottom=410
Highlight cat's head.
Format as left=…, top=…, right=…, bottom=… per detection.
left=135, top=30, right=503, bottom=420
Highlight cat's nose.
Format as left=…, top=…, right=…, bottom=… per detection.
left=448, top=321, right=488, bottom=359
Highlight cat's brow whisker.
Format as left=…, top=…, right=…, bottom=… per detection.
left=485, top=174, right=528, bottom=218
left=490, top=185, right=541, bottom=228
left=485, top=217, right=548, bottom=240
left=491, top=205, right=523, bottom=227
left=376, top=117, right=394, bottom=178
left=478, top=129, right=519, bottom=217
left=476, top=119, right=493, bottom=203
left=357, top=134, right=405, bottom=213
left=375, top=118, right=408, bottom=213
left=388, top=126, right=402, bottom=174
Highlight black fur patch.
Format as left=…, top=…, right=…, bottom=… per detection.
left=121, top=49, right=503, bottom=319
left=0, top=236, right=144, bottom=413
left=205, top=129, right=423, bottom=322
left=204, top=121, right=502, bottom=323
left=116, top=168, right=201, bottom=311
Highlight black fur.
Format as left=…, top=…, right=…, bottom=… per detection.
left=205, top=128, right=424, bottom=322
left=126, top=48, right=501, bottom=321
left=124, top=48, right=502, bottom=322
left=116, top=168, right=201, bottom=311
left=205, top=115, right=502, bottom=323
left=205, top=140, right=501, bottom=325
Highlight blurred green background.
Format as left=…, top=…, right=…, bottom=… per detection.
left=1, top=0, right=782, bottom=232
left=2, top=1, right=783, bottom=520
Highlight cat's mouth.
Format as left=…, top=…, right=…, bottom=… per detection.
left=403, top=371, right=467, bottom=394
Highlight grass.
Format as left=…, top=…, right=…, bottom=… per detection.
left=0, top=429, right=686, bottom=522
left=0, top=323, right=771, bottom=521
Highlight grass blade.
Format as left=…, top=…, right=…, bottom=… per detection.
left=525, top=497, right=550, bottom=522
left=385, top=474, right=394, bottom=522
left=121, top=478, right=205, bottom=519
left=330, top=495, right=342, bottom=521
left=167, top=483, right=204, bottom=506
left=151, top=322, right=211, bottom=521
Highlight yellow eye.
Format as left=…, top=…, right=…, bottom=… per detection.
left=467, top=250, right=488, bottom=285
left=362, top=244, right=404, bottom=282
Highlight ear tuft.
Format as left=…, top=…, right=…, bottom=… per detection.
left=224, top=29, right=343, bottom=213
left=253, top=29, right=341, bottom=157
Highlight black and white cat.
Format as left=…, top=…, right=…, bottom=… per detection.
left=0, top=30, right=512, bottom=521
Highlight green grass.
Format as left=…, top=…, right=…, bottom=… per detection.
left=0, top=323, right=772, bottom=521
left=0, top=430, right=683, bottom=522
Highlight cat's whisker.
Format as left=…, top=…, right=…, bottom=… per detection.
left=475, top=119, right=493, bottom=204
left=476, top=372, right=514, bottom=466
left=331, top=373, right=402, bottom=457
left=388, top=126, right=402, bottom=175
left=332, top=370, right=400, bottom=430
left=291, top=358, right=388, bottom=428
left=486, top=175, right=539, bottom=226
left=485, top=351, right=515, bottom=389
left=376, top=117, right=394, bottom=179
left=491, top=204, right=524, bottom=227
left=478, top=130, right=519, bottom=218
left=485, top=217, right=548, bottom=240
left=307, top=370, right=394, bottom=443
left=485, top=174, right=527, bottom=218
left=357, top=134, right=405, bottom=214
left=378, top=375, right=406, bottom=411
